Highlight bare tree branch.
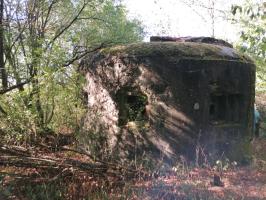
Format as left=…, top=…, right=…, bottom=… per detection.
left=42, top=0, right=58, bottom=34
left=0, top=79, right=31, bottom=94
left=47, top=0, right=89, bottom=47
left=63, top=43, right=105, bottom=67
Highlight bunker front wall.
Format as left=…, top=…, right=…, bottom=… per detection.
left=80, top=42, right=256, bottom=162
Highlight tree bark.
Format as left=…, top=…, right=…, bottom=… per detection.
left=0, top=0, right=7, bottom=89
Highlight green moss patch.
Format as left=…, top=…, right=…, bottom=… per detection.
left=101, top=42, right=254, bottom=64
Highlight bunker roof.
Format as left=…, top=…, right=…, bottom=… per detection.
left=100, top=42, right=254, bottom=64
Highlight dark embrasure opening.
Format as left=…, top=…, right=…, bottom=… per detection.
left=115, top=88, right=148, bottom=126
left=209, top=93, right=243, bottom=124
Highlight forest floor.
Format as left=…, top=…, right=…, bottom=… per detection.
left=0, top=93, right=266, bottom=200
left=0, top=138, right=266, bottom=200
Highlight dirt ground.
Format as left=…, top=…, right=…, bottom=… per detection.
left=130, top=155, right=266, bottom=200
left=0, top=136, right=266, bottom=200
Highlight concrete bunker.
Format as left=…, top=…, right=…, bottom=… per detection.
left=79, top=37, right=256, bottom=163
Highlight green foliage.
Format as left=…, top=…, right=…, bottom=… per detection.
left=23, top=182, right=65, bottom=200
left=0, top=88, right=43, bottom=142
left=115, top=88, right=148, bottom=126
left=0, top=68, right=86, bottom=142
left=40, top=67, right=87, bottom=134
left=1, top=177, right=66, bottom=200
left=76, top=0, right=144, bottom=46
left=231, top=1, right=266, bottom=91
left=0, top=0, right=144, bottom=142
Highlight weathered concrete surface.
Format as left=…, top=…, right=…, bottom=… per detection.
left=150, top=36, right=233, bottom=48
left=79, top=41, right=256, bottom=163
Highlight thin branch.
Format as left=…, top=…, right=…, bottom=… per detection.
left=77, top=16, right=106, bottom=22
left=4, top=24, right=27, bottom=64
left=178, top=0, right=208, bottom=23
left=42, top=0, right=58, bottom=32
left=0, top=104, right=6, bottom=115
left=47, top=0, right=89, bottom=47
left=63, top=43, right=105, bottom=67
left=0, top=79, right=31, bottom=94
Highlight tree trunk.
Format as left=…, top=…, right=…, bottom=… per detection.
left=0, top=0, right=7, bottom=89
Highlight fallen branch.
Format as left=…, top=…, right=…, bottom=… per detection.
left=0, top=145, right=31, bottom=157
left=30, top=142, right=140, bottom=174
left=0, top=143, right=149, bottom=179
left=0, top=155, right=107, bottom=173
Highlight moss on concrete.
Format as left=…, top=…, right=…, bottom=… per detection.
left=101, top=42, right=254, bottom=64
left=80, top=41, right=256, bottom=164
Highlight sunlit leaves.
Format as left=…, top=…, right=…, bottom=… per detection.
left=0, top=0, right=144, bottom=139
left=231, top=1, right=266, bottom=91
